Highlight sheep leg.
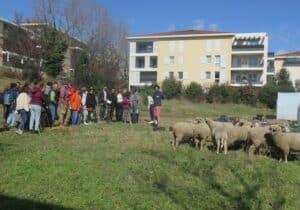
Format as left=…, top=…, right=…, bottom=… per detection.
left=284, top=148, right=289, bottom=163
left=224, top=139, right=228, bottom=155
left=248, top=145, right=256, bottom=157
left=194, top=139, right=200, bottom=150
left=200, top=139, right=205, bottom=151
left=216, top=138, right=220, bottom=154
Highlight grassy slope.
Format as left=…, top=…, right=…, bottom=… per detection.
left=0, top=100, right=299, bottom=210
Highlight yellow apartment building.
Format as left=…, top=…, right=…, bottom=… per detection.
left=128, top=30, right=269, bottom=89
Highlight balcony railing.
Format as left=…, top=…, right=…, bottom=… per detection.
left=232, top=64, right=263, bottom=68
left=267, top=68, right=275, bottom=73
left=231, top=80, right=263, bottom=85
left=232, top=45, right=264, bottom=51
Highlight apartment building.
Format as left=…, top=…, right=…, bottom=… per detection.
left=0, top=18, right=83, bottom=77
left=274, top=51, right=300, bottom=86
left=127, top=30, right=269, bottom=89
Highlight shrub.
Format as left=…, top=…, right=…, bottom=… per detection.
left=238, top=86, right=258, bottom=106
left=276, top=68, right=294, bottom=92
left=206, top=84, right=232, bottom=103
left=258, top=81, right=278, bottom=109
left=162, top=78, right=182, bottom=99
left=184, top=82, right=204, bottom=102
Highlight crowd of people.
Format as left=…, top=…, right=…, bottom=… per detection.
left=1, top=81, right=164, bottom=135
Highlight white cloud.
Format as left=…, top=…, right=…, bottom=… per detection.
left=167, top=24, right=176, bottom=31
left=208, top=24, right=219, bottom=31
left=193, top=19, right=205, bottom=30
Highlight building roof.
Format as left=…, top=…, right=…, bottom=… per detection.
left=128, top=29, right=233, bottom=39
left=276, top=50, right=300, bottom=58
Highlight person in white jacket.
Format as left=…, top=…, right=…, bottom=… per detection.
left=16, top=85, right=31, bottom=135
left=81, top=87, right=88, bottom=125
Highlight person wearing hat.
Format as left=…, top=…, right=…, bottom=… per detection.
left=86, top=87, right=97, bottom=123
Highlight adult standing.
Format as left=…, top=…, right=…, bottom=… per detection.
left=5, top=83, right=19, bottom=127
left=116, top=89, right=123, bottom=121
left=29, top=82, right=45, bottom=133
left=58, top=83, right=71, bottom=126
left=86, top=87, right=97, bottom=123
left=99, top=86, right=108, bottom=121
left=16, top=85, right=31, bottom=135
left=70, top=88, right=82, bottom=125
left=152, top=85, right=163, bottom=127
left=81, top=87, right=88, bottom=125
left=130, top=89, right=140, bottom=124
left=109, top=88, right=117, bottom=121
left=48, top=83, right=58, bottom=127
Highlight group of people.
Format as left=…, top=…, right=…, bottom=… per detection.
left=1, top=81, right=164, bottom=135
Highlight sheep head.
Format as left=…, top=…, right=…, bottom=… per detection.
left=269, top=125, right=282, bottom=134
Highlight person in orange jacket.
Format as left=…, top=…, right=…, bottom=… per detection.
left=70, top=88, right=82, bottom=125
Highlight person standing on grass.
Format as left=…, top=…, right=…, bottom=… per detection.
left=109, top=88, right=117, bottom=121
left=86, top=87, right=97, bottom=123
left=122, top=94, right=131, bottom=123
left=99, top=86, right=108, bottom=121
left=29, top=82, right=45, bottom=134
left=116, top=88, right=123, bottom=121
left=70, top=88, right=82, bottom=125
left=16, top=85, right=31, bottom=135
left=147, top=94, right=154, bottom=124
left=152, top=85, right=163, bottom=127
left=81, top=87, right=88, bottom=125
left=6, top=83, right=19, bottom=127
left=130, top=89, right=140, bottom=124
left=58, top=83, right=72, bottom=126
left=48, top=82, right=58, bottom=127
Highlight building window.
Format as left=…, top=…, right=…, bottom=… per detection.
left=215, top=55, right=221, bottom=67
left=206, top=55, right=212, bottom=63
left=150, top=56, right=158, bottom=68
left=206, top=72, right=211, bottom=79
left=169, top=56, right=175, bottom=64
left=136, top=57, right=145, bottom=68
left=140, top=72, right=157, bottom=83
left=215, top=71, right=220, bottom=83
left=178, top=72, right=184, bottom=80
left=136, top=42, right=153, bottom=53
left=169, top=72, right=174, bottom=78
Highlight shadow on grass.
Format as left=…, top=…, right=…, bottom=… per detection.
left=0, top=194, right=76, bottom=210
left=137, top=148, right=287, bottom=210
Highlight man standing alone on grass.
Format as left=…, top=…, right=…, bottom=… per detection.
left=153, top=85, right=163, bottom=127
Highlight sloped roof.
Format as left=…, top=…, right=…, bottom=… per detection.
left=128, top=29, right=233, bottom=39
left=276, top=50, right=300, bottom=57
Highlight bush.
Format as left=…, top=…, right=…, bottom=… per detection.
left=206, top=84, right=232, bottom=103
left=276, top=68, right=294, bottom=92
left=258, top=81, right=278, bottom=109
left=238, top=86, right=258, bottom=106
left=162, top=78, right=182, bottom=99
left=184, top=82, right=204, bottom=102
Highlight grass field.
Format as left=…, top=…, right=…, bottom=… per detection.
left=0, top=100, right=299, bottom=210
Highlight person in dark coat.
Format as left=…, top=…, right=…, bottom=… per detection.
left=108, top=88, right=117, bottom=121
left=98, top=86, right=108, bottom=121
left=86, top=87, right=97, bottom=123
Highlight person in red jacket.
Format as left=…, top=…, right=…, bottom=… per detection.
left=70, top=88, right=82, bottom=125
left=29, top=82, right=45, bottom=133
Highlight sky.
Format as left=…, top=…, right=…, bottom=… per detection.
left=1, top=0, right=300, bottom=53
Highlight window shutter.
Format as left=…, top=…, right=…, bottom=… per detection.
left=169, top=41, right=175, bottom=52
left=179, top=41, right=185, bottom=52
left=206, top=40, right=212, bottom=52
left=201, top=56, right=206, bottom=64
left=215, top=40, right=221, bottom=51
left=200, top=72, right=206, bottom=79
left=183, top=72, right=189, bottom=80
left=220, top=71, right=226, bottom=84
left=179, top=56, right=184, bottom=64
left=164, top=56, right=170, bottom=64
left=221, top=56, right=226, bottom=68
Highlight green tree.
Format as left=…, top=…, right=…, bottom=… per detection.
left=162, top=78, right=182, bottom=99
left=276, top=68, right=294, bottom=92
left=184, top=82, right=204, bottom=102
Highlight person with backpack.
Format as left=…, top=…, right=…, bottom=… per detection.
left=29, top=82, right=45, bottom=134
left=16, top=85, right=31, bottom=135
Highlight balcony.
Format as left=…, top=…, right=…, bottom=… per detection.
left=136, top=42, right=153, bottom=54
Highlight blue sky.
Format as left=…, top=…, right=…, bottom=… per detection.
left=1, top=0, right=300, bottom=53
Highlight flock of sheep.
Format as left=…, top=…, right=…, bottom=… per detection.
left=170, top=117, right=300, bottom=163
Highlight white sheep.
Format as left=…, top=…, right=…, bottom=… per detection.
left=171, top=118, right=211, bottom=150
left=206, top=119, right=249, bottom=154
left=269, top=125, right=300, bottom=163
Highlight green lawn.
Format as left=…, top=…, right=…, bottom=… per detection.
left=0, top=101, right=299, bottom=210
